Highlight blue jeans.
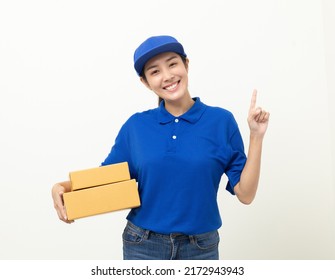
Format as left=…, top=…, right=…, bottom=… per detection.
left=122, top=221, right=220, bottom=260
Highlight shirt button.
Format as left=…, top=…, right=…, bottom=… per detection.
left=175, top=119, right=179, bottom=123
left=172, top=135, right=177, bottom=140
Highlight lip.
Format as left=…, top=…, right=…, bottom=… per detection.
left=163, top=81, right=180, bottom=92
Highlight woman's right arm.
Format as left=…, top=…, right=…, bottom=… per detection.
left=51, top=181, right=74, bottom=224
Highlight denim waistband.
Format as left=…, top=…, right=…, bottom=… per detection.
left=126, top=221, right=216, bottom=241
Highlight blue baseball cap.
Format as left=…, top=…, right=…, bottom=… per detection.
left=133, top=35, right=187, bottom=76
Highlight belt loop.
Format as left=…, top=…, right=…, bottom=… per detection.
left=189, top=235, right=195, bottom=244
left=143, top=229, right=150, bottom=240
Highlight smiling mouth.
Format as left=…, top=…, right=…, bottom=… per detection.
left=163, top=81, right=179, bottom=91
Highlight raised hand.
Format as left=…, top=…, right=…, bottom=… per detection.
left=247, top=89, right=270, bottom=137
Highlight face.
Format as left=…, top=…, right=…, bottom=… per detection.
left=141, top=52, right=189, bottom=104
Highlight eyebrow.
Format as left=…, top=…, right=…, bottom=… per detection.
left=145, top=55, right=178, bottom=72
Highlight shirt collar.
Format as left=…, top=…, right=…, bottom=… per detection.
left=158, top=97, right=206, bottom=124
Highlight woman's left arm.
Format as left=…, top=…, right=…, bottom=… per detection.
left=234, top=89, right=270, bottom=204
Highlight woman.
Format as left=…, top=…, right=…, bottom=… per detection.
left=52, top=35, right=270, bottom=260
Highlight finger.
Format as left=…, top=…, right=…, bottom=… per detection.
left=255, top=108, right=262, bottom=122
left=252, top=107, right=262, bottom=122
left=256, top=110, right=269, bottom=123
left=57, top=206, right=74, bottom=224
left=55, top=191, right=69, bottom=221
left=63, top=218, right=75, bottom=224
left=260, top=111, right=270, bottom=122
left=249, top=89, right=257, bottom=111
left=59, top=192, right=71, bottom=221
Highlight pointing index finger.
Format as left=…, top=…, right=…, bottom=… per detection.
left=250, top=89, right=257, bottom=110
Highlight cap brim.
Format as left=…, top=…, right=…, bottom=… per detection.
left=134, top=43, right=185, bottom=76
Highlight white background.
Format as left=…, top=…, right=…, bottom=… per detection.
left=0, top=0, right=334, bottom=260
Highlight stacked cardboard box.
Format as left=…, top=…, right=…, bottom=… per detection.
left=63, top=162, right=141, bottom=220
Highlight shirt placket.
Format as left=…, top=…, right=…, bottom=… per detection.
left=167, top=117, right=180, bottom=153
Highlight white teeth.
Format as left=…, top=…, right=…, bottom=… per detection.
left=165, top=82, right=178, bottom=91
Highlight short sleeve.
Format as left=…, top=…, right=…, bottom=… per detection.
left=101, top=122, right=131, bottom=166
left=225, top=128, right=247, bottom=195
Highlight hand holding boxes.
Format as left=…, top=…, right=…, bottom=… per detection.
left=63, top=162, right=140, bottom=220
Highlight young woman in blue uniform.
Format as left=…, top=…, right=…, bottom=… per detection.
left=52, top=35, right=270, bottom=260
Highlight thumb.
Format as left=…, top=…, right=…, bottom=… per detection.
left=57, top=191, right=68, bottom=220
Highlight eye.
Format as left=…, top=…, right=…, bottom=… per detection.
left=150, top=69, right=159, bottom=76
left=169, top=62, right=177, bottom=67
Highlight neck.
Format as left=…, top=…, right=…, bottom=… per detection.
left=164, top=95, right=195, bottom=117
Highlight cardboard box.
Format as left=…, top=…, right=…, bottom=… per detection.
left=63, top=179, right=140, bottom=220
left=69, top=162, right=130, bottom=191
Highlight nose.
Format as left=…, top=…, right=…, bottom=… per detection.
left=162, top=68, right=174, bottom=82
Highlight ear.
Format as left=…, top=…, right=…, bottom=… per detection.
left=140, top=76, right=152, bottom=90
left=185, top=58, right=190, bottom=72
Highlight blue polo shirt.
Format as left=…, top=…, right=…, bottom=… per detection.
left=101, top=97, right=246, bottom=235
